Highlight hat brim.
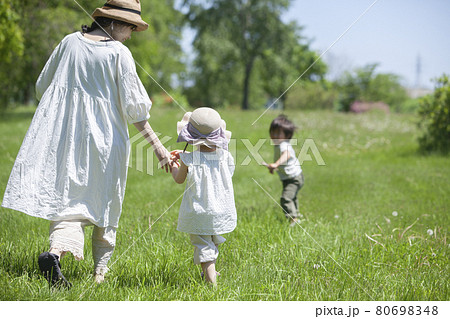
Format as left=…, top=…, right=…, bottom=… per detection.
left=92, top=8, right=148, bottom=32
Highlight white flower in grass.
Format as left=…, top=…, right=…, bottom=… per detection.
left=334, top=215, right=339, bottom=219
left=313, top=264, right=320, bottom=269
left=427, top=229, right=434, bottom=236
left=392, top=211, right=398, bottom=217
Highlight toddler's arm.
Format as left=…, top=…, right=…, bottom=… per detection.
left=267, top=150, right=290, bottom=174
left=171, top=150, right=188, bottom=184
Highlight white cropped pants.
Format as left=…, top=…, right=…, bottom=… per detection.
left=49, top=220, right=116, bottom=275
left=189, top=234, right=226, bottom=265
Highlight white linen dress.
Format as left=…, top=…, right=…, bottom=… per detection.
left=2, top=32, right=152, bottom=228
left=178, top=149, right=237, bottom=235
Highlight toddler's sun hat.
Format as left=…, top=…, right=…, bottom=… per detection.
left=177, top=107, right=231, bottom=150
left=92, top=0, right=149, bottom=32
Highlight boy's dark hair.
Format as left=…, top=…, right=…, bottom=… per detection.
left=269, top=115, right=296, bottom=140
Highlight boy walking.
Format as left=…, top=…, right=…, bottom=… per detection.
left=266, top=115, right=304, bottom=225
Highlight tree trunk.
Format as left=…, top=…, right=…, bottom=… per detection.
left=241, top=60, right=254, bottom=110
left=279, top=90, right=287, bottom=110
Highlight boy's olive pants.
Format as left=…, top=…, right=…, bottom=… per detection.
left=280, top=172, right=304, bottom=219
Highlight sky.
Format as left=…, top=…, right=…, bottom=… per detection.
left=282, top=0, right=450, bottom=89
left=181, top=0, right=450, bottom=89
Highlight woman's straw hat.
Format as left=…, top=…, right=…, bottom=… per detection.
left=92, top=0, right=148, bottom=32
left=177, top=107, right=231, bottom=150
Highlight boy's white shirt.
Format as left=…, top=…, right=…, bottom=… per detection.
left=274, top=141, right=302, bottom=180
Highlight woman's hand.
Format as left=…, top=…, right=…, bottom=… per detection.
left=153, top=145, right=173, bottom=173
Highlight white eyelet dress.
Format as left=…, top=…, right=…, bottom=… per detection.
left=2, top=32, right=152, bottom=229
left=178, top=149, right=237, bottom=235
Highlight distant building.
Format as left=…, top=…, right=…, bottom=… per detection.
left=407, top=88, right=433, bottom=99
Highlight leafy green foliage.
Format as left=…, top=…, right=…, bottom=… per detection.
left=417, top=74, right=450, bottom=154
left=259, top=21, right=327, bottom=105
left=0, top=0, right=184, bottom=108
left=396, top=98, right=421, bottom=113
left=336, top=64, right=408, bottom=112
left=126, top=0, right=185, bottom=94
left=0, top=0, right=24, bottom=107
left=185, top=0, right=324, bottom=109
left=285, top=81, right=338, bottom=110
left=0, top=0, right=23, bottom=62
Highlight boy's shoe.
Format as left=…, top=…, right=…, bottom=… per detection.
left=38, top=252, right=72, bottom=288
left=94, top=273, right=105, bottom=284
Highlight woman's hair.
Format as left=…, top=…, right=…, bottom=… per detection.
left=269, top=115, right=296, bottom=140
left=81, top=17, right=136, bottom=33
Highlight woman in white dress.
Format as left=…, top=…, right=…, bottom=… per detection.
left=1, top=0, right=172, bottom=286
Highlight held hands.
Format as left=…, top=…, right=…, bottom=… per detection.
left=170, top=150, right=182, bottom=169
left=169, top=150, right=189, bottom=184
left=154, top=145, right=182, bottom=173
left=153, top=145, right=172, bottom=173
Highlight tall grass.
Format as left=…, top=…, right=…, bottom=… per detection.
left=0, top=106, right=448, bottom=300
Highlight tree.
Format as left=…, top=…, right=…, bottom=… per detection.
left=335, top=64, right=408, bottom=112
left=0, top=0, right=185, bottom=108
left=185, top=0, right=324, bottom=109
left=2, top=0, right=97, bottom=105
left=125, top=0, right=185, bottom=96
left=259, top=21, right=327, bottom=108
left=0, top=0, right=24, bottom=108
left=417, top=74, right=450, bottom=154
left=187, top=0, right=300, bottom=109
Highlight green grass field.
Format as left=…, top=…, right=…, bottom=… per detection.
left=0, top=105, right=448, bottom=301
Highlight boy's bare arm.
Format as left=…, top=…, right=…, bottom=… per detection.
left=268, top=150, right=290, bottom=173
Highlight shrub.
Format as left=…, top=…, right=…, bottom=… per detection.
left=396, top=98, right=421, bottom=113
left=335, top=64, right=408, bottom=112
left=285, top=81, right=338, bottom=110
left=417, top=74, right=450, bottom=154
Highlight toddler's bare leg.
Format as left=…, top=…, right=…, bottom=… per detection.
left=201, top=260, right=217, bottom=284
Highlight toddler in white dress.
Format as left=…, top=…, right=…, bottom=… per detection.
left=171, top=107, right=237, bottom=285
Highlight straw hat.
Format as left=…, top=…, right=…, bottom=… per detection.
left=177, top=107, right=231, bottom=150
left=92, top=0, right=148, bottom=32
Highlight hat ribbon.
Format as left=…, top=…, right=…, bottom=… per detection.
left=103, top=3, right=141, bottom=15
left=177, top=123, right=228, bottom=150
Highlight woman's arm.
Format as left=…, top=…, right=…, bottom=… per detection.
left=133, top=120, right=172, bottom=172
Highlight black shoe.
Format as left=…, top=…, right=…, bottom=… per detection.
left=38, top=252, right=72, bottom=288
